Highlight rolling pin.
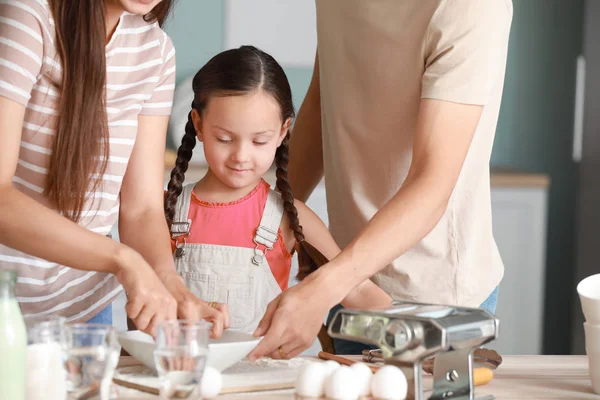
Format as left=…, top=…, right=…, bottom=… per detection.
left=317, top=351, right=494, bottom=386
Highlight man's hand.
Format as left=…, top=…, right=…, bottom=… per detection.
left=249, top=274, right=335, bottom=361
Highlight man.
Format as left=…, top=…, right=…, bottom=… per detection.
left=249, top=0, right=513, bottom=359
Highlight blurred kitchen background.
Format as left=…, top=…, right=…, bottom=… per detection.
left=112, top=0, right=600, bottom=357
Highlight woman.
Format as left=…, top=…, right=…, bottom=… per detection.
left=0, top=0, right=228, bottom=337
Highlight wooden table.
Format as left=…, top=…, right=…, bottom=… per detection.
left=115, top=355, right=598, bottom=399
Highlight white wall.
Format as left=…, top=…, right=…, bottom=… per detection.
left=223, top=0, right=317, bottom=67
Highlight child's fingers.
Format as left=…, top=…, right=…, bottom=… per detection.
left=207, top=302, right=230, bottom=329
left=216, top=303, right=230, bottom=329
left=210, top=315, right=224, bottom=338
left=202, top=306, right=225, bottom=338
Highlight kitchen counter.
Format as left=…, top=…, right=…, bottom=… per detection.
left=489, top=169, right=550, bottom=188
left=115, top=355, right=597, bottom=399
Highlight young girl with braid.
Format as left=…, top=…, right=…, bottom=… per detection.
left=164, top=45, right=392, bottom=337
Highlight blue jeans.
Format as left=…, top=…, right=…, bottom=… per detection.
left=326, top=286, right=500, bottom=355
left=87, top=303, right=113, bottom=325
left=479, top=286, right=499, bottom=314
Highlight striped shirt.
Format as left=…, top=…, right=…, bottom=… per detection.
left=0, top=0, right=176, bottom=322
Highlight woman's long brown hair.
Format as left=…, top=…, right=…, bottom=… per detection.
left=164, top=46, right=327, bottom=280
left=47, top=0, right=174, bottom=221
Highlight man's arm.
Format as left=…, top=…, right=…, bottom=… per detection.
left=250, top=99, right=484, bottom=360
left=288, top=52, right=323, bottom=202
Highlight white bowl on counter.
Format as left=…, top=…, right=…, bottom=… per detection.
left=578, top=273, right=600, bottom=324
left=118, top=330, right=260, bottom=372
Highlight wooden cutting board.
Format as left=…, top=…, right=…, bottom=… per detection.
left=114, top=356, right=307, bottom=397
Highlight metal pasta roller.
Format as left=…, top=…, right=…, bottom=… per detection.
left=328, top=300, right=499, bottom=400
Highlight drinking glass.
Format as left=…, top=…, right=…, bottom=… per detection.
left=153, top=320, right=210, bottom=399
left=63, top=324, right=120, bottom=400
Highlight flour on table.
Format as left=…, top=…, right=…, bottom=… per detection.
left=223, top=357, right=312, bottom=374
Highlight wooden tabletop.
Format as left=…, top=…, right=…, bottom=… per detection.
left=470, top=355, right=596, bottom=399
left=114, top=355, right=597, bottom=399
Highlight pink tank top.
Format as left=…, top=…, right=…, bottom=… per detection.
left=174, top=180, right=292, bottom=291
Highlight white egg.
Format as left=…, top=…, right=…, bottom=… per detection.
left=371, top=365, right=408, bottom=400
left=324, top=366, right=359, bottom=400
left=350, top=362, right=373, bottom=396
left=162, top=371, right=196, bottom=399
left=159, top=378, right=176, bottom=399
left=322, top=360, right=341, bottom=376
left=200, top=366, right=223, bottom=399
left=295, top=362, right=327, bottom=398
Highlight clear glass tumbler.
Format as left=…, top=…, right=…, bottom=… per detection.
left=153, top=320, right=210, bottom=399
left=63, top=323, right=120, bottom=400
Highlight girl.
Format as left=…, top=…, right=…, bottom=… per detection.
left=0, top=0, right=227, bottom=337
left=164, top=46, right=392, bottom=344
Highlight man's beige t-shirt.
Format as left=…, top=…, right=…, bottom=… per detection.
left=315, top=0, right=513, bottom=307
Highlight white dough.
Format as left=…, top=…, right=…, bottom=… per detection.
left=371, top=365, right=408, bottom=400
left=350, top=362, right=373, bottom=396
left=295, top=362, right=327, bottom=398
left=200, top=366, right=223, bottom=398
left=324, top=365, right=359, bottom=400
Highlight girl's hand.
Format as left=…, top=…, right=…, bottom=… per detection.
left=248, top=278, right=333, bottom=361
left=178, top=295, right=231, bottom=338
left=115, top=247, right=177, bottom=337
left=160, top=273, right=231, bottom=338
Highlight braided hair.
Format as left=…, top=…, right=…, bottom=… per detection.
left=164, top=110, right=197, bottom=225
left=275, top=131, right=329, bottom=280
left=164, top=45, right=329, bottom=280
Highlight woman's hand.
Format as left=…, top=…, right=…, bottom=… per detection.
left=115, top=247, right=177, bottom=337
left=160, top=272, right=231, bottom=338
left=248, top=277, right=335, bottom=361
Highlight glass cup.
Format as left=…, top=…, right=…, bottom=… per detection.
left=25, top=315, right=68, bottom=400
left=24, top=314, right=66, bottom=344
left=63, top=324, right=121, bottom=400
left=153, top=320, right=210, bottom=399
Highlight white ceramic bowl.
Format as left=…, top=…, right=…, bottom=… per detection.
left=578, top=274, right=600, bottom=324
left=118, top=330, right=260, bottom=372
